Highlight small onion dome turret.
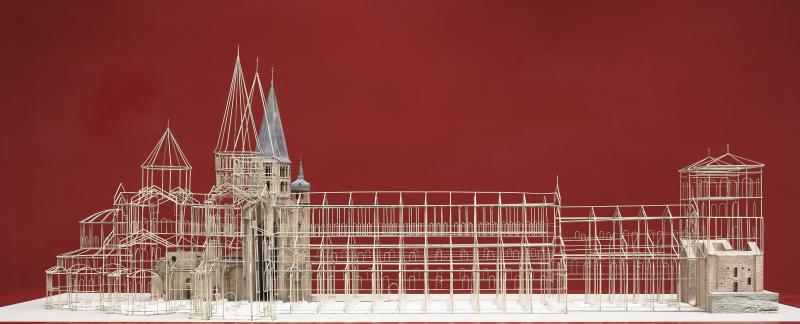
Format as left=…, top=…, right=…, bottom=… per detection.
left=290, top=159, right=311, bottom=192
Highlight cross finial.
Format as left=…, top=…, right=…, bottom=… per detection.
left=255, top=57, right=260, bottom=74
left=707, top=148, right=711, bottom=157
left=726, top=143, right=730, bottom=153
left=167, top=118, right=170, bottom=130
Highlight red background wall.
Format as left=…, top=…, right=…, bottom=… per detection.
left=1, top=0, right=799, bottom=301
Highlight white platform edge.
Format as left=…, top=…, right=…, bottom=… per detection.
left=1, top=296, right=800, bottom=322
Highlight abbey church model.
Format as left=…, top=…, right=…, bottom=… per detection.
left=45, top=51, right=779, bottom=320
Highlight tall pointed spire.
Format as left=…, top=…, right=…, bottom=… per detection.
left=252, top=66, right=290, bottom=161
left=252, top=71, right=274, bottom=157
left=215, top=48, right=259, bottom=153
left=267, top=72, right=289, bottom=160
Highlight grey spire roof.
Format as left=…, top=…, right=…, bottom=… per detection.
left=291, top=159, right=311, bottom=192
left=256, top=70, right=290, bottom=162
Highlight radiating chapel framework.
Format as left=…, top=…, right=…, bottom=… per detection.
left=45, top=50, right=777, bottom=320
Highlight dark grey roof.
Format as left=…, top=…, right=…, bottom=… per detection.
left=257, top=75, right=290, bottom=162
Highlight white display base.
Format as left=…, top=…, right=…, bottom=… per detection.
left=1, top=295, right=799, bottom=322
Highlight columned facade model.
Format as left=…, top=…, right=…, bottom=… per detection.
left=44, top=51, right=777, bottom=320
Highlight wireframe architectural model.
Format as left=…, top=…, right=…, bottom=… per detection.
left=45, top=50, right=779, bottom=320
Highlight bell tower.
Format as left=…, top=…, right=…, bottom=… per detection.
left=253, top=66, right=291, bottom=200
left=679, top=147, right=764, bottom=249
left=213, top=49, right=261, bottom=189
